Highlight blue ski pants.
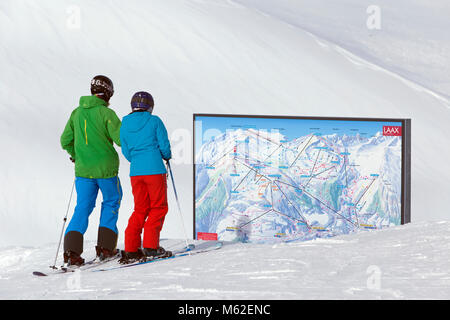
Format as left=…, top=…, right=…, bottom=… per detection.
left=65, top=176, right=122, bottom=236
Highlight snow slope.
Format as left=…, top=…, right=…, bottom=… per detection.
left=1, top=221, right=449, bottom=299
left=236, top=0, right=450, bottom=98
left=0, top=0, right=450, bottom=249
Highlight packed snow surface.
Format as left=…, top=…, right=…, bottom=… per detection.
left=0, top=221, right=449, bottom=299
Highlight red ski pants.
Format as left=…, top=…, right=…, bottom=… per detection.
left=124, top=174, right=168, bottom=252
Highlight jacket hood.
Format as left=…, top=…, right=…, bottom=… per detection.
left=79, top=95, right=108, bottom=109
left=124, top=111, right=152, bottom=133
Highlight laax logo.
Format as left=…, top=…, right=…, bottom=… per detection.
left=383, top=126, right=402, bottom=136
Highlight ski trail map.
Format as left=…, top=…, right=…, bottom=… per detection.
left=194, top=115, right=404, bottom=243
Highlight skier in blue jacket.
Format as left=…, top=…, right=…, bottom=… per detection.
left=119, top=91, right=172, bottom=264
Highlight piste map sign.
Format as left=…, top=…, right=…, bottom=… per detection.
left=193, top=114, right=411, bottom=243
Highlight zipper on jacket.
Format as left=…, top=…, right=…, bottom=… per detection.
left=84, top=119, right=88, bottom=145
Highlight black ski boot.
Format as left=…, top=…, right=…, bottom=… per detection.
left=118, top=249, right=144, bottom=265
left=95, top=246, right=119, bottom=261
left=142, top=247, right=172, bottom=260
left=63, top=251, right=85, bottom=267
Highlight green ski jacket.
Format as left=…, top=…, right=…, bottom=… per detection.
left=60, top=95, right=122, bottom=179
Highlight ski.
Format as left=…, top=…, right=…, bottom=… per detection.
left=31, top=243, right=196, bottom=277
left=32, top=242, right=222, bottom=276
left=92, top=241, right=223, bottom=272
left=32, top=252, right=121, bottom=276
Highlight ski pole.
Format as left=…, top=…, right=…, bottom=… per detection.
left=50, top=177, right=75, bottom=269
left=166, top=160, right=192, bottom=250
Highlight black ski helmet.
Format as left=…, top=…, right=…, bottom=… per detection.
left=90, top=75, right=114, bottom=102
left=131, top=91, right=154, bottom=112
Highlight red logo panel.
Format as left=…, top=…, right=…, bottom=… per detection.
left=383, top=126, right=402, bottom=136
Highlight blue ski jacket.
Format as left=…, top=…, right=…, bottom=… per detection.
left=120, top=111, right=171, bottom=176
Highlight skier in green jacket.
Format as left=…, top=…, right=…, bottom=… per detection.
left=60, top=75, right=122, bottom=266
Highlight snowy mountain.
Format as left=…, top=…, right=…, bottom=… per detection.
left=195, top=126, right=402, bottom=242
left=1, top=0, right=449, bottom=248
